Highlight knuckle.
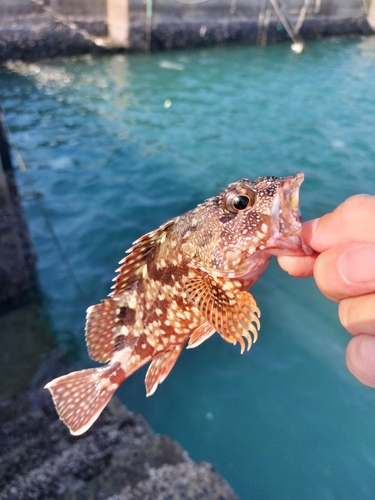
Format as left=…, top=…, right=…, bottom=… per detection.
left=339, top=194, right=375, bottom=226
left=313, top=252, right=341, bottom=301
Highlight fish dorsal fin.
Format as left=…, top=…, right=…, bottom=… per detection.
left=85, top=296, right=137, bottom=362
left=111, top=219, right=176, bottom=296
left=184, top=272, right=261, bottom=354
left=86, top=219, right=176, bottom=363
left=145, top=345, right=183, bottom=396
left=187, top=321, right=216, bottom=349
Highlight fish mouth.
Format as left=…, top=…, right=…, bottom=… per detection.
left=265, top=172, right=313, bottom=256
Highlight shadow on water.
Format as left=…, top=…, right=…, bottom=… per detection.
left=0, top=296, right=56, bottom=402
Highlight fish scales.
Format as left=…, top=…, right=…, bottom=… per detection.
left=45, top=173, right=312, bottom=435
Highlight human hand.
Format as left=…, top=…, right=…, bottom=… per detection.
left=278, top=195, right=375, bottom=387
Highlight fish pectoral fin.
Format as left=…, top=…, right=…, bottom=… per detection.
left=187, top=321, right=216, bottom=349
left=145, top=345, right=183, bottom=397
left=184, top=273, right=261, bottom=354
left=44, top=363, right=123, bottom=435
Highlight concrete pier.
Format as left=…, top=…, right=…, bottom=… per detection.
left=0, top=0, right=373, bottom=60
left=368, top=0, right=375, bottom=29
left=127, top=0, right=373, bottom=51
left=0, top=107, right=36, bottom=306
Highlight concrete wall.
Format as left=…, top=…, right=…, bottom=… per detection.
left=0, top=0, right=44, bottom=18
left=0, top=0, right=373, bottom=58
left=0, top=108, right=36, bottom=306
left=0, top=0, right=369, bottom=22
left=132, top=0, right=367, bottom=18
left=368, top=0, right=375, bottom=28
left=0, top=0, right=105, bottom=18
left=118, top=0, right=372, bottom=50
left=54, top=0, right=107, bottom=18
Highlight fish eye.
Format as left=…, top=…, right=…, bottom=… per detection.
left=224, top=189, right=256, bottom=213
left=232, top=195, right=251, bottom=211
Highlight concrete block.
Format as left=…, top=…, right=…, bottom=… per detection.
left=107, top=0, right=129, bottom=46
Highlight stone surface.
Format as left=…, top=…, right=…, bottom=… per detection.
left=0, top=4, right=372, bottom=61
left=0, top=371, right=238, bottom=500
left=0, top=15, right=109, bottom=63
left=145, top=15, right=372, bottom=51
left=109, top=462, right=239, bottom=500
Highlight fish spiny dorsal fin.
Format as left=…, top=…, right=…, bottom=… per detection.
left=187, top=321, right=216, bottom=349
left=85, top=296, right=137, bottom=362
left=110, top=219, right=176, bottom=297
left=184, top=272, right=261, bottom=354
left=145, top=345, right=184, bottom=396
left=86, top=219, right=176, bottom=363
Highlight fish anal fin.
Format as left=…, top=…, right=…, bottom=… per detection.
left=145, top=345, right=183, bottom=397
left=85, top=297, right=135, bottom=363
left=44, top=363, right=125, bottom=435
left=112, top=219, right=176, bottom=296
left=187, top=321, right=216, bottom=349
left=184, top=273, right=261, bottom=354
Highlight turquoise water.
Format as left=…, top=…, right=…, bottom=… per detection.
left=1, top=36, right=375, bottom=499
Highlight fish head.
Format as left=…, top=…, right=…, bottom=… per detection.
left=217, top=172, right=312, bottom=255
left=218, top=172, right=312, bottom=257
left=181, top=172, right=312, bottom=281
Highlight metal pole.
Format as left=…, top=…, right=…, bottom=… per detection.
left=268, top=0, right=304, bottom=52
left=146, top=0, right=153, bottom=51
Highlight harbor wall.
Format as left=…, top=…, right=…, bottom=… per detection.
left=113, top=0, right=374, bottom=50
left=121, top=0, right=373, bottom=50
left=0, top=0, right=373, bottom=60
left=0, top=108, right=36, bottom=306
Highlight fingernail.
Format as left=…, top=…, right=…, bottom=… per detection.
left=338, top=245, right=375, bottom=284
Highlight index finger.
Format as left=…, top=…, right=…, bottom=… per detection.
left=302, top=194, right=375, bottom=253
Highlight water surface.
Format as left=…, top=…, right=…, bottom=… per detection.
left=1, top=36, right=375, bottom=499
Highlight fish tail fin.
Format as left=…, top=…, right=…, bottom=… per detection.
left=45, top=365, right=122, bottom=435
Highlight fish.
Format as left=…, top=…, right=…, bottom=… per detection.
left=45, top=172, right=312, bottom=435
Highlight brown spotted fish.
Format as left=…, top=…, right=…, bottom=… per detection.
left=45, top=172, right=311, bottom=435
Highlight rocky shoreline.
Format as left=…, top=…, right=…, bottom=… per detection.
left=0, top=354, right=238, bottom=500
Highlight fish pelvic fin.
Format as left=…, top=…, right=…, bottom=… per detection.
left=44, top=363, right=125, bottom=435
left=187, top=321, right=216, bottom=349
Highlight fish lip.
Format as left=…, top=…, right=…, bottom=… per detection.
left=266, top=172, right=313, bottom=256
